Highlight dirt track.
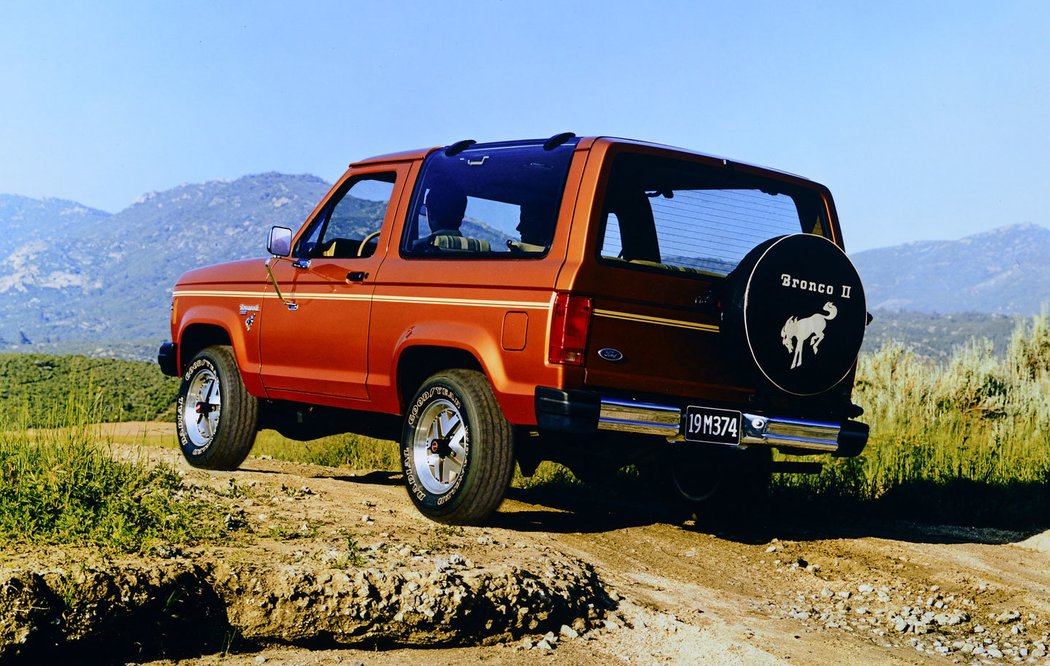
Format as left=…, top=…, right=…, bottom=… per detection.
left=5, top=425, right=1050, bottom=665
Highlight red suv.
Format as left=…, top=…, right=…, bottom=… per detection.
left=159, top=134, right=869, bottom=524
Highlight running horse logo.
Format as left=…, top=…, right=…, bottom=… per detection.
left=780, top=302, right=837, bottom=369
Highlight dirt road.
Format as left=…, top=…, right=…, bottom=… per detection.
left=5, top=426, right=1049, bottom=664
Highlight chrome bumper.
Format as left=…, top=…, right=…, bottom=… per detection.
left=597, top=398, right=852, bottom=454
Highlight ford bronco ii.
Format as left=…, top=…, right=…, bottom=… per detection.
left=159, top=133, right=869, bottom=524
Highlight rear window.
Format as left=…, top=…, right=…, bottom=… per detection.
left=401, top=139, right=577, bottom=258
left=598, top=153, right=831, bottom=277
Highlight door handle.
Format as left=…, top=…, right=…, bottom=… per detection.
left=346, top=271, right=369, bottom=283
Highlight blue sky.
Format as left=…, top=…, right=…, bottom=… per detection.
left=1, top=1, right=1047, bottom=252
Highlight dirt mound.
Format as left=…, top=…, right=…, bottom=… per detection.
left=0, top=550, right=609, bottom=662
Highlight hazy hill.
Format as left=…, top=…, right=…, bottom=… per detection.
left=0, top=194, right=111, bottom=249
left=0, top=174, right=332, bottom=353
left=851, top=224, right=1050, bottom=315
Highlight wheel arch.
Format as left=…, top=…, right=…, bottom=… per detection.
left=177, top=323, right=233, bottom=375
left=396, top=345, right=483, bottom=410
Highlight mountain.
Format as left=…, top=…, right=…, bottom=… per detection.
left=0, top=174, right=332, bottom=355
left=851, top=224, right=1050, bottom=315
left=0, top=194, right=112, bottom=248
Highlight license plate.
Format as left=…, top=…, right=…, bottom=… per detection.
left=683, top=406, right=741, bottom=445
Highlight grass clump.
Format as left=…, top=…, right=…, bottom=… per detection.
left=0, top=396, right=230, bottom=553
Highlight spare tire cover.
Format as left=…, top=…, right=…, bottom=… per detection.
left=723, top=234, right=867, bottom=397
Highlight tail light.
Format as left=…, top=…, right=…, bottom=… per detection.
left=548, top=292, right=592, bottom=365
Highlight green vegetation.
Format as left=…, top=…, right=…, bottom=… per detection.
left=3, top=316, right=1048, bottom=536
left=0, top=399, right=229, bottom=553
left=0, top=353, right=177, bottom=427
left=777, top=313, right=1050, bottom=525
left=861, top=310, right=1021, bottom=359
left=251, top=430, right=400, bottom=470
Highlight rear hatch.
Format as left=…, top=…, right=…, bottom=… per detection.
left=571, top=146, right=860, bottom=410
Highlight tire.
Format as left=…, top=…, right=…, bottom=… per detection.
left=722, top=234, right=867, bottom=397
left=176, top=345, right=258, bottom=470
left=645, top=445, right=771, bottom=523
left=400, top=369, right=515, bottom=525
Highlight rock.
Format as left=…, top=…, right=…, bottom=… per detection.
left=536, top=639, right=553, bottom=650
left=560, top=624, right=579, bottom=639
left=996, top=610, right=1021, bottom=624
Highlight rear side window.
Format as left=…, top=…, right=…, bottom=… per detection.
left=401, top=139, right=577, bottom=258
left=599, top=153, right=830, bottom=277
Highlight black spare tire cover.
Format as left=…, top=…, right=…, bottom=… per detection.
left=722, top=234, right=867, bottom=397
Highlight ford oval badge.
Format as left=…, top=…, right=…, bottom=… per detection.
left=598, top=347, right=624, bottom=362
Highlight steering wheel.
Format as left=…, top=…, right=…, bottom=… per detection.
left=357, top=230, right=381, bottom=257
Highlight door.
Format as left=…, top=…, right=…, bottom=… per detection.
left=259, top=167, right=406, bottom=400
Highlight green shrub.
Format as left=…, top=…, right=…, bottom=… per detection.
left=775, top=313, right=1050, bottom=525
left=0, top=391, right=228, bottom=552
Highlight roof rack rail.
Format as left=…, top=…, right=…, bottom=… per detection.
left=444, top=139, right=476, bottom=156
left=543, top=132, right=576, bottom=150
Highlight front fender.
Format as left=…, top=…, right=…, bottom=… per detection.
left=174, top=302, right=263, bottom=396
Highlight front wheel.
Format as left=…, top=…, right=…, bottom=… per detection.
left=401, top=369, right=515, bottom=525
left=176, top=345, right=258, bottom=470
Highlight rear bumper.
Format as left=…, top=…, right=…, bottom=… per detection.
left=535, top=387, right=867, bottom=457
left=158, top=341, right=179, bottom=377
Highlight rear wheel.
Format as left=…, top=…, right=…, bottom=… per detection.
left=647, top=445, right=771, bottom=522
left=176, top=345, right=258, bottom=470
left=401, top=369, right=515, bottom=525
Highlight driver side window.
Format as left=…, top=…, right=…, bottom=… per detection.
left=295, top=174, right=396, bottom=259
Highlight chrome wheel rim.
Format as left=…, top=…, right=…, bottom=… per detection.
left=183, top=368, right=221, bottom=448
left=412, top=398, right=467, bottom=495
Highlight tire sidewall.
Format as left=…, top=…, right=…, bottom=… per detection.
left=401, top=377, right=474, bottom=518
left=176, top=353, right=225, bottom=462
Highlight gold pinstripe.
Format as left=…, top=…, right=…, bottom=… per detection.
left=172, top=290, right=549, bottom=310
left=593, top=308, right=719, bottom=333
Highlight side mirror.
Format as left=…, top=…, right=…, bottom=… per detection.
left=267, top=226, right=292, bottom=257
